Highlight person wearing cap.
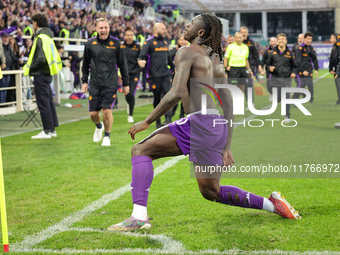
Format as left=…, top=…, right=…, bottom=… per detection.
left=23, top=14, right=62, bottom=139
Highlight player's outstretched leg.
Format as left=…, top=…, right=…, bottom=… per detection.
left=196, top=167, right=301, bottom=220
left=219, top=186, right=301, bottom=219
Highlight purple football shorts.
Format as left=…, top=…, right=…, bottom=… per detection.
left=168, top=110, right=228, bottom=165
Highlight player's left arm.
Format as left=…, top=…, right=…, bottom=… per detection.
left=117, top=43, right=130, bottom=94
left=128, top=46, right=193, bottom=139
left=217, top=72, right=235, bottom=167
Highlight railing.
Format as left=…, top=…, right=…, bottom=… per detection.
left=0, top=70, right=60, bottom=116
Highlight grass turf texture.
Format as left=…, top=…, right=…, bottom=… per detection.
left=0, top=69, right=339, bottom=254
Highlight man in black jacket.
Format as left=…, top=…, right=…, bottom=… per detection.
left=27, top=14, right=60, bottom=139
left=122, top=27, right=141, bottom=123
left=292, top=32, right=318, bottom=102
left=82, top=18, right=130, bottom=147
left=292, top=33, right=304, bottom=57
left=267, top=33, right=297, bottom=123
left=137, top=23, right=175, bottom=128
left=329, top=33, right=340, bottom=105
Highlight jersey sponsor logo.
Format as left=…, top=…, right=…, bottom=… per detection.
left=155, top=47, right=168, bottom=52
left=92, top=41, right=97, bottom=45
left=106, top=46, right=116, bottom=49
left=284, top=55, right=291, bottom=58
left=302, top=53, right=308, bottom=57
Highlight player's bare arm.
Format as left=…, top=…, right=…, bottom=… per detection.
left=217, top=70, right=235, bottom=167
left=128, top=46, right=193, bottom=139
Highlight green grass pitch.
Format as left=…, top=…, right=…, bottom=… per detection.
left=0, top=69, right=339, bottom=254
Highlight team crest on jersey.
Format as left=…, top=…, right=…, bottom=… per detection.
left=153, top=41, right=157, bottom=45
left=273, top=51, right=277, bottom=55
left=92, top=41, right=97, bottom=45
left=152, top=84, right=156, bottom=89
left=287, top=52, right=290, bottom=55
left=299, top=46, right=302, bottom=50
left=109, top=41, right=114, bottom=46
left=134, top=77, right=138, bottom=82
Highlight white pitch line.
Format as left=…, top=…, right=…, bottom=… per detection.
left=12, top=155, right=186, bottom=250
left=68, top=227, right=187, bottom=253
left=11, top=247, right=340, bottom=254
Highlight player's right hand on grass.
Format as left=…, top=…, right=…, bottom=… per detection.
left=128, top=120, right=150, bottom=140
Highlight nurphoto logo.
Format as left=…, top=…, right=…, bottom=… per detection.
left=199, top=83, right=312, bottom=128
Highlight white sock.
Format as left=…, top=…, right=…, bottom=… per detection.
left=131, top=204, right=148, bottom=221
left=262, top=198, right=275, bottom=213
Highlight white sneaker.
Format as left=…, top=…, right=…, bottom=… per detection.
left=93, top=122, right=104, bottom=143
left=101, top=136, right=111, bottom=146
left=128, top=115, right=134, bottom=123
left=49, top=131, right=57, bottom=137
left=31, top=131, right=51, bottom=139
left=284, top=117, right=290, bottom=124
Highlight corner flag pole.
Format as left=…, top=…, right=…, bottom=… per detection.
left=0, top=139, right=9, bottom=252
